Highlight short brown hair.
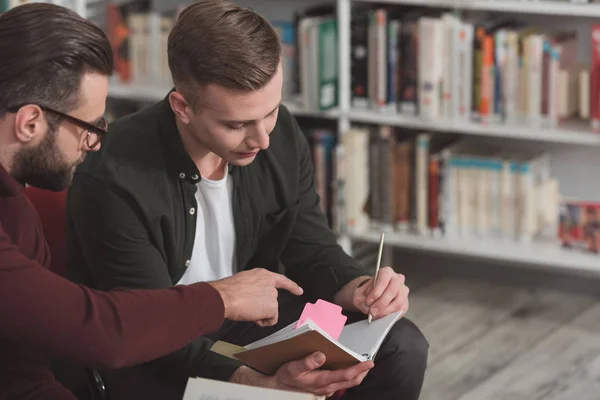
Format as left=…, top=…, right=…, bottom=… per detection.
left=0, top=3, right=113, bottom=118
left=168, top=0, right=281, bottom=109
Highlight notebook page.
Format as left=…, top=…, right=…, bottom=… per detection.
left=337, top=311, right=403, bottom=359
left=244, top=320, right=308, bottom=350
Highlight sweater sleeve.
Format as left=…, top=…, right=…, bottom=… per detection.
left=0, top=223, right=225, bottom=370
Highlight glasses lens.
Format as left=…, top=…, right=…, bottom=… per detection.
left=87, top=117, right=107, bottom=149
left=96, top=117, right=108, bottom=131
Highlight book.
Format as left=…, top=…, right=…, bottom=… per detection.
left=232, top=310, right=404, bottom=376
left=183, top=377, right=324, bottom=400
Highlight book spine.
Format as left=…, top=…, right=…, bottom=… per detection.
left=351, top=11, right=370, bottom=109
left=399, top=22, right=418, bottom=115
left=591, top=25, right=600, bottom=130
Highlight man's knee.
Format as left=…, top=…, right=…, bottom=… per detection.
left=379, top=317, right=429, bottom=366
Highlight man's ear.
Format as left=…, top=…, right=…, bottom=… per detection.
left=13, top=105, right=46, bottom=144
left=169, top=91, right=193, bottom=124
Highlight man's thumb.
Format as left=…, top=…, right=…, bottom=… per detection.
left=312, top=352, right=326, bottom=367
left=285, top=352, right=325, bottom=377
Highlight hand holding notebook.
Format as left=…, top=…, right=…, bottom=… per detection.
left=229, top=300, right=404, bottom=376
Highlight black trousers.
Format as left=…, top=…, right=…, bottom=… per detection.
left=206, top=291, right=429, bottom=400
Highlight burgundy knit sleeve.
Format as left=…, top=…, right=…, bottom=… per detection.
left=0, top=224, right=224, bottom=369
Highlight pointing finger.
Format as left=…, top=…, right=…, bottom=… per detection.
left=271, top=273, right=304, bottom=296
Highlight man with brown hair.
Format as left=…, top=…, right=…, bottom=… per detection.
left=66, top=1, right=429, bottom=399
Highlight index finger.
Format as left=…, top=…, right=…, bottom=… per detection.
left=271, top=272, right=304, bottom=296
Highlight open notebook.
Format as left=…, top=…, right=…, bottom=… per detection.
left=233, top=311, right=403, bottom=375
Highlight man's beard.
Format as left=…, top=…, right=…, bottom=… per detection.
left=12, top=126, right=84, bottom=192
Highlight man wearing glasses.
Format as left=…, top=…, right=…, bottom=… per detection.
left=0, top=4, right=304, bottom=400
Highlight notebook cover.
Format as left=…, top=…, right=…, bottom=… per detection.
left=233, top=330, right=362, bottom=376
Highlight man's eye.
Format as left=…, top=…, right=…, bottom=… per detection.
left=227, top=124, right=245, bottom=130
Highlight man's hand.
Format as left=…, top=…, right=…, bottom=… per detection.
left=334, top=268, right=409, bottom=321
left=230, top=352, right=374, bottom=397
left=208, top=268, right=303, bottom=326
left=354, top=267, right=409, bottom=320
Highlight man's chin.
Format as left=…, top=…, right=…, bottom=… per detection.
left=228, top=152, right=259, bottom=167
left=27, top=170, right=75, bottom=192
left=33, top=180, right=71, bottom=192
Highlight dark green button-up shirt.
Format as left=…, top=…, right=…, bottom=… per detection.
left=65, top=95, right=366, bottom=383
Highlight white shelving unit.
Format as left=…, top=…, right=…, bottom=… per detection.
left=346, top=109, right=600, bottom=146
left=351, top=230, right=600, bottom=275
left=358, top=0, right=600, bottom=18
left=105, top=0, right=600, bottom=275
left=334, top=0, right=600, bottom=274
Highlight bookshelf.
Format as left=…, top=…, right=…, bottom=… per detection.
left=357, top=0, right=600, bottom=18
left=97, top=0, right=600, bottom=274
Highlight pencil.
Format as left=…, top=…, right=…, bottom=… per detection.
left=368, top=232, right=385, bottom=324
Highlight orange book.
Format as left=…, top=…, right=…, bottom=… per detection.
left=106, top=3, right=131, bottom=82
left=480, top=35, right=494, bottom=117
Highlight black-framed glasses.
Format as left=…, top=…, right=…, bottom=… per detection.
left=7, top=104, right=108, bottom=149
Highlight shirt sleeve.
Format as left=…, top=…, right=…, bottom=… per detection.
left=0, top=222, right=225, bottom=370
left=66, top=173, right=244, bottom=381
left=280, top=115, right=368, bottom=303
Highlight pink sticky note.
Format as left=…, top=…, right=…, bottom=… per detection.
left=296, top=299, right=347, bottom=340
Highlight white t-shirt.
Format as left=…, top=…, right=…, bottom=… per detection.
left=176, top=167, right=236, bottom=285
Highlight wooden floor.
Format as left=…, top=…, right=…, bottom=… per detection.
left=404, top=273, right=600, bottom=400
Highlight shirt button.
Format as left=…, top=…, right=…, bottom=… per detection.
left=179, top=173, right=186, bottom=179
left=189, top=207, right=195, bottom=215
left=191, top=174, right=199, bottom=180
left=185, top=260, right=191, bottom=267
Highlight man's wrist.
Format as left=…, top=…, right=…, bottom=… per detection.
left=334, top=275, right=372, bottom=311
left=229, top=366, right=275, bottom=389
left=208, top=281, right=231, bottom=319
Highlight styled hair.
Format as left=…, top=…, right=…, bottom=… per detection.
left=168, top=0, right=281, bottom=109
left=0, top=3, right=113, bottom=118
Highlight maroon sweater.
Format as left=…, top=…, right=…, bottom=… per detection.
left=0, top=164, right=226, bottom=399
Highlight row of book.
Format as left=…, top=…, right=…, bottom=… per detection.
left=298, top=126, right=578, bottom=249
left=106, top=0, right=175, bottom=88
left=104, top=1, right=339, bottom=113
left=307, top=124, right=600, bottom=255
left=351, top=6, right=600, bottom=128
left=351, top=5, right=600, bottom=130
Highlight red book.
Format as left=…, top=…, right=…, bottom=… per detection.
left=428, top=157, right=439, bottom=231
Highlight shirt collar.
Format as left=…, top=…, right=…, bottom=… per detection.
left=0, top=162, right=24, bottom=197
left=156, top=90, right=234, bottom=184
